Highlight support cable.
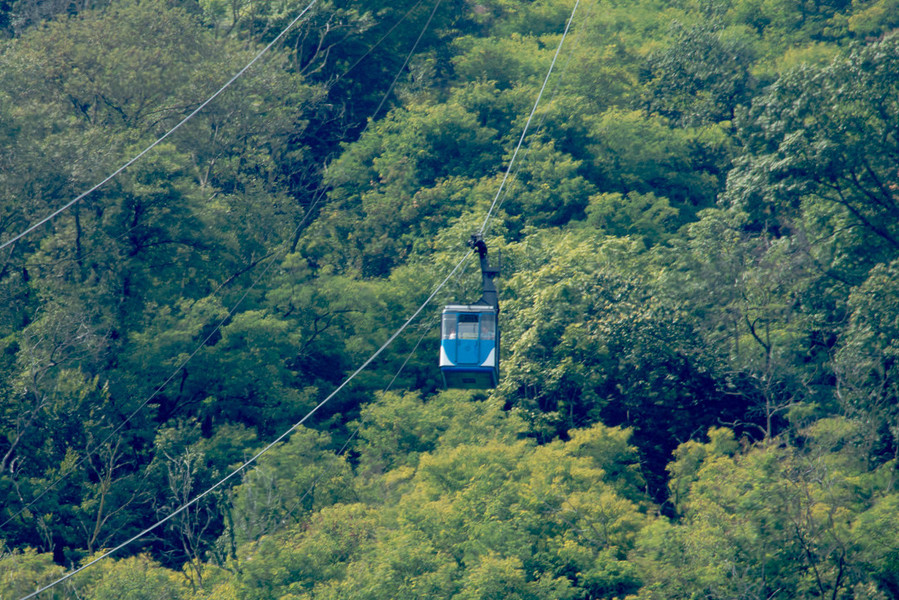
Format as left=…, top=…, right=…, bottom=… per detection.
left=0, top=0, right=321, bottom=252
left=478, top=0, right=581, bottom=236
left=14, top=0, right=583, bottom=594
left=483, top=0, right=593, bottom=224
left=0, top=0, right=446, bottom=533
left=17, top=249, right=471, bottom=600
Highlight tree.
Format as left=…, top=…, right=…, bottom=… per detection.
left=583, top=191, right=680, bottom=247
left=643, top=20, right=756, bottom=126
left=77, top=553, right=187, bottom=600
left=0, top=0, right=321, bottom=310
left=225, top=426, right=353, bottom=547
left=306, top=99, right=500, bottom=275
left=726, top=34, right=899, bottom=282
left=498, top=230, right=738, bottom=497
left=0, top=544, right=71, bottom=600
left=833, top=258, right=899, bottom=462
left=586, top=109, right=731, bottom=216
left=654, top=207, right=833, bottom=441
left=638, top=422, right=897, bottom=600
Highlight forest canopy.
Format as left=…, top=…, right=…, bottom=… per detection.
left=3, top=0, right=899, bottom=598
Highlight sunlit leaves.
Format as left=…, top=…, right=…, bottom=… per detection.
left=77, top=553, right=187, bottom=600
left=584, top=191, right=680, bottom=246
left=0, top=545, right=69, bottom=599
left=639, top=424, right=898, bottom=599
left=226, top=427, right=353, bottom=546
left=586, top=109, right=729, bottom=213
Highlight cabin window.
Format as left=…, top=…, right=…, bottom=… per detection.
left=442, top=312, right=458, bottom=339
left=458, top=313, right=479, bottom=339
left=479, top=312, right=495, bottom=340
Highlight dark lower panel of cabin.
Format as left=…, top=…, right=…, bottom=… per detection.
left=442, top=367, right=498, bottom=389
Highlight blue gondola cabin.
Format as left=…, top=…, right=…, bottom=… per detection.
left=440, top=304, right=499, bottom=388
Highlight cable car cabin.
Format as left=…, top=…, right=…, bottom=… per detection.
left=440, top=304, right=499, bottom=389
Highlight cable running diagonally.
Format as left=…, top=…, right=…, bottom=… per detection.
left=478, top=0, right=581, bottom=236
left=14, top=0, right=429, bottom=270
left=276, top=315, right=438, bottom=531
left=481, top=0, right=594, bottom=225
left=0, top=0, right=320, bottom=252
left=1, top=0, right=446, bottom=533
left=17, top=249, right=472, bottom=600
left=372, top=0, right=444, bottom=120
left=16, top=0, right=584, bottom=594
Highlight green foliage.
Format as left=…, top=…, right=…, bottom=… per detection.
left=499, top=231, right=736, bottom=496
left=586, top=109, right=730, bottom=213
left=217, top=400, right=648, bottom=599
left=833, top=258, right=899, bottom=458
left=226, top=426, right=353, bottom=546
left=0, top=545, right=70, bottom=600
left=233, top=502, right=378, bottom=600
left=643, top=20, right=757, bottom=126
left=308, top=100, right=500, bottom=274
left=584, top=191, right=680, bottom=246
left=466, top=0, right=586, bottom=38
left=0, top=0, right=318, bottom=296
left=639, top=422, right=899, bottom=599
left=78, top=554, right=187, bottom=600
left=666, top=427, right=739, bottom=511
left=854, top=494, right=899, bottom=596
left=6, top=0, right=899, bottom=596
left=727, top=34, right=899, bottom=278
left=652, top=201, right=854, bottom=444
left=496, top=139, right=595, bottom=234
left=452, top=33, right=557, bottom=89
left=846, top=0, right=899, bottom=36
left=354, top=390, right=519, bottom=473
left=725, top=0, right=851, bottom=49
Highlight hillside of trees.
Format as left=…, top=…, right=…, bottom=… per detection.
left=3, top=0, right=899, bottom=597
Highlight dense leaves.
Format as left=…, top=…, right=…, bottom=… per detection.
left=3, top=0, right=899, bottom=598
